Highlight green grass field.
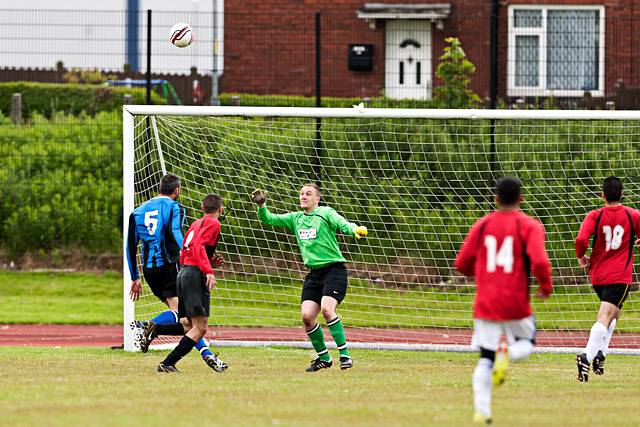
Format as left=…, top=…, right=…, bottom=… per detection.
left=0, top=271, right=122, bottom=324
left=1, top=271, right=639, bottom=333
left=1, top=347, right=640, bottom=427
left=2, top=271, right=640, bottom=426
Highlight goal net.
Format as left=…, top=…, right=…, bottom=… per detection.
left=123, top=106, right=640, bottom=354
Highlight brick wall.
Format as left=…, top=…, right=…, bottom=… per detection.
left=224, top=0, right=638, bottom=101
left=223, top=0, right=492, bottom=99
left=499, top=0, right=639, bottom=99
left=3, top=1, right=637, bottom=104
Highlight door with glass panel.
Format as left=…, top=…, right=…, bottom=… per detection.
left=385, top=20, right=431, bottom=99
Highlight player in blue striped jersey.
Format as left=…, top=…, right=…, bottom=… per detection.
left=126, top=173, right=184, bottom=309
left=126, top=173, right=217, bottom=369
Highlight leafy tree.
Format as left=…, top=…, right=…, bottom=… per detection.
left=435, top=37, right=482, bottom=108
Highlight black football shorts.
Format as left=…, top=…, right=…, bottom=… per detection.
left=177, top=265, right=210, bottom=318
left=593, top=284, right=631, bottom=308
left=301, top=262, right=348, bottom=305
left=143, top=263, right=178, bottom=301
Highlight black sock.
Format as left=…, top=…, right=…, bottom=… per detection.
left=162, top=336, right=197, bottom=367
left=155, top=323, right=185, bottom=336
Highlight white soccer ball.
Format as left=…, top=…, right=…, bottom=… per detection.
left=169, top=23, right=194, bottom=48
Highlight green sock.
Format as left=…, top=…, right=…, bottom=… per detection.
left=307, top=323, right=331, bottom=362
left=327, top=316, right=350, bottom=357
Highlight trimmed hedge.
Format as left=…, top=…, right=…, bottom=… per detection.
left=219, top=93, right=443, bottom=109
left=0, top=111, right=122, bottom=254
left=2, top=108, right=640, bottom=284
left=0, top=82, right=165, bottom=119
left=152, top=115, right=640, bottom=279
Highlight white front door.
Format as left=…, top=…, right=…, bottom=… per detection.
left=385, top=20, right=431, bottom=99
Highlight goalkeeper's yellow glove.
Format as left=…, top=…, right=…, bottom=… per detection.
left=354, top=226, right=368, bottom=240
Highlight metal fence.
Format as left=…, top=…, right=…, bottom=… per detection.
left=2, top=5, right=639, bottom=107
left=1, top=3, right=640, bottom=267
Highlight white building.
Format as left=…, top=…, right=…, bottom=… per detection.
left=0, top=0, right=223, bottom=75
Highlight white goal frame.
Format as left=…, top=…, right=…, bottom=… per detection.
left=123, top=105, right=640, bottom=355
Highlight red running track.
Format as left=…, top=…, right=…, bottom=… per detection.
left=1, top=324, right=639, bottom=348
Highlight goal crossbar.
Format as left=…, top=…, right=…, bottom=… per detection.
left=124, top=105, right=640, bottom=121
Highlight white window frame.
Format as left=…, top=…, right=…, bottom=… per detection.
left=507, top=5, right=605, bottom=97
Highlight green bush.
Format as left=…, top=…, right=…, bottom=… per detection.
left=153, top=115, right=640, bottom=281
left=220, top=93, right=440, bottom=109
left=0, top=111, right=122, bottom=254
left=0, top=82, right=165, bottom=119
left=2, top=110, right=640, bottom=285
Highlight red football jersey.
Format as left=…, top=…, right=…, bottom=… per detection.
left=180, top=215, right=221, bottom=275
left=574, top=205, right=640, bottom=285
left=455, top=210, right=553, bottom=321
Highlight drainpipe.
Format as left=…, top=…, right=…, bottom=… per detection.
left=126, top=0, right=139, bottom=71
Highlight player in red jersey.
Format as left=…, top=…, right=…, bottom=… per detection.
left=455, top=176, right=552, bottom=425
left=574, top=176, right=640, bottom=382
left=143, top=194, right=228, bottom=373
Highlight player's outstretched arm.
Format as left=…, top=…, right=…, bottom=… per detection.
left=632, top=209, right=640, bottom=247
left=251, top=188, right=296, bottom=230
left=574, top=210, right=597, bottom=260
left=454, top=223, right=478, bottom=277
left=526, top=221, right=553, bottom=297
left=125, top=213, right=142, bottom=301
left=325, top=207, right=368, bottom=239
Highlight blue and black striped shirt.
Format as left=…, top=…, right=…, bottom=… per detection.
left=126, top=196, right=184, bottom=280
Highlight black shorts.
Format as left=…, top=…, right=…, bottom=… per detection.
left=593, top=284, right=631, bottom=308
left=177, top=265, right=210, bottom=318
left=301, top=262, right=348, bottom=305
left=142, top=263, right=178, bottom=301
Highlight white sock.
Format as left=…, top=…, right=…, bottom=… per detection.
left=472, top=358, right=493, bottom=417
left=585, top=322, right=608, bottom=362
left=509, top=339, right=534, bottom=361
left=603, top=319, right=617, bottom=356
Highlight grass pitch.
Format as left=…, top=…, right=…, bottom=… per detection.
left=2, top=271, right=639, bottom=333
left=0, top=271, right=121, bottom=324
left=1, top=346, right=639, bottom=427
left=1, top=271, right=639, bottom=426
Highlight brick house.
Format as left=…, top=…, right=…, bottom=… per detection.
left=222, top=0, right=640, bottom=102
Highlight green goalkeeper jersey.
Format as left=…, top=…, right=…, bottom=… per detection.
left=258, top=205, right=358, bottom=269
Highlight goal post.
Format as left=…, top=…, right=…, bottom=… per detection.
left=123, top=105, right=640, bottom=355
left=123, top=107, right=136, bottom=352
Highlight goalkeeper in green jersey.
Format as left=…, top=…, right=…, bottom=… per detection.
left=251, top=184, right=368, bottom=372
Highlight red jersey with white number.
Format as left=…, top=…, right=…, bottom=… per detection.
left=455, top=210, right=552, bottom=321
left=574, top=205, right=640, bottom=286
left=180, top=215, right=221, bottom=275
